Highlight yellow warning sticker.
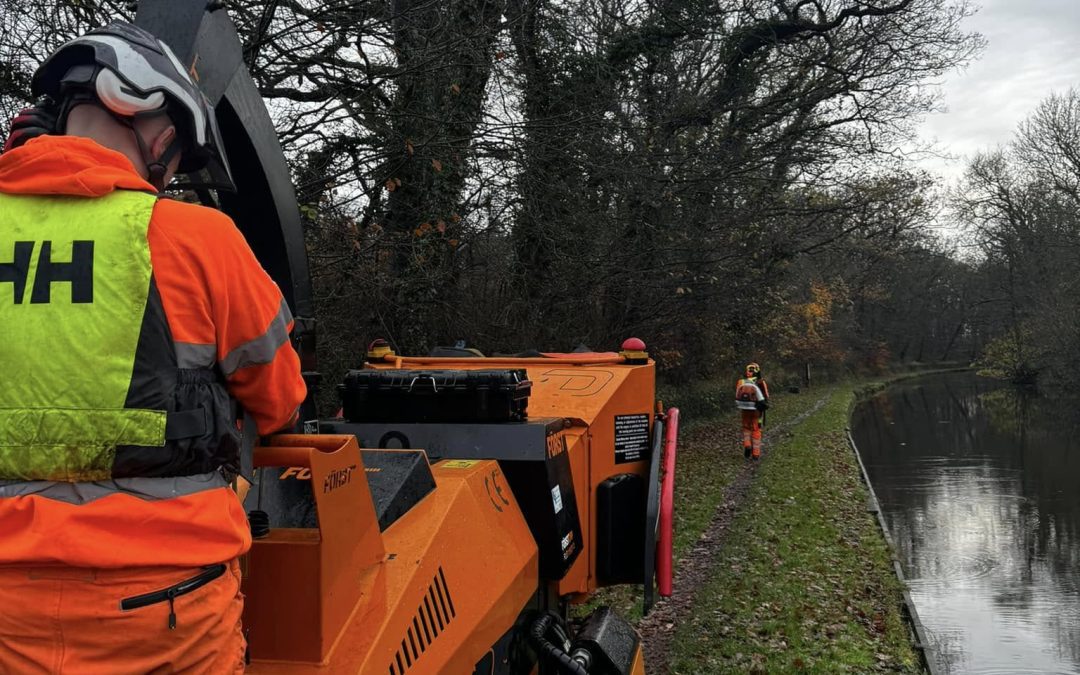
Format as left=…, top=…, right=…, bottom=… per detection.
left=442, top=460, right=479, bottom=469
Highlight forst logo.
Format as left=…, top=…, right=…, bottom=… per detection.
left=546, top=433, right=567, bottom=459
left=324, top=465, right=357, bottom=494
left=279, top=466, right=312, bottom=480
left=279, top=465, right=377, bottom=482
left=561, top=531, right=576, bottom=560
left=0, top=241, right=94, bottom=304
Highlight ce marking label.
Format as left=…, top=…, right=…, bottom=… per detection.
left=484, top=469, right=511, bottom=512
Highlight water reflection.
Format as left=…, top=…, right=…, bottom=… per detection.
left=851, top=372, right=1080, bottom=674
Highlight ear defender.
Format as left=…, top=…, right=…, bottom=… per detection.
left=94, top=68, right=166, bottom=117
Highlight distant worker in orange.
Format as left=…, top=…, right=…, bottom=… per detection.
left=0, top=21, right=305, bottom=673
left=735, top=362, right=770, bottom=459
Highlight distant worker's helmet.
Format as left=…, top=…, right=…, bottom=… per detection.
left=745, top=362, right=761, bottom=378
left=31, top=20, right=231, bottom=184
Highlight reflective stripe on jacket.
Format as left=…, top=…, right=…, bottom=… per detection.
left=0, top=134, right=306, bottom=567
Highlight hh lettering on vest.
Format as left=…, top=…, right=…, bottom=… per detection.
left=0, top=240, right=94, bottom=304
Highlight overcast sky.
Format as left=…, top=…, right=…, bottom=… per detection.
left=915, top=0, right=1080, bottom=183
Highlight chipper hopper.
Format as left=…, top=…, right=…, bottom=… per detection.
left=127, top=2, right=679, bottom=672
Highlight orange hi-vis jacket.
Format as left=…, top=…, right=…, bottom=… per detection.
left=0, top=135, right=306, bottom=568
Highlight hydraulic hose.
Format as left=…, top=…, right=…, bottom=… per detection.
left=528, top=613, right=590, bottom=675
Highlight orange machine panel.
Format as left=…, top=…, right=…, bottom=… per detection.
left=246, top=446, right=538, bottom=674
left=364, top=355, right=657, bottom=598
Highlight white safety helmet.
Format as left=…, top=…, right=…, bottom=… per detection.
left=31, top=20, right=231, bottom=188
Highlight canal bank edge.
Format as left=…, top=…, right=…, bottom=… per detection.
left=846, top=371, right=973, bottom=675
left=846, top=428, right=940, bottom=675
left=592, top=372, right=961, bottom=672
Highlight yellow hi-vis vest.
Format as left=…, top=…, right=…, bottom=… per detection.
left=0, top=190, right=166, bottom=481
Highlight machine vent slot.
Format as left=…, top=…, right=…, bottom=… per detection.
left=388, top=567, right=457, bottom=673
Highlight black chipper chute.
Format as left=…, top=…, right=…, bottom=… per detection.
left=134, top=0, right=318, bottom=422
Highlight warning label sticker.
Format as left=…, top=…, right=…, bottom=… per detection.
left=551, top=485, right=563, bottom=514
left=614, top=414, right=650, bottom=464
left=442, top=460, right=479, bottom=469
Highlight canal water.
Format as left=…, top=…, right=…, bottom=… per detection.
left=850, top=372, right=1080, bottom=674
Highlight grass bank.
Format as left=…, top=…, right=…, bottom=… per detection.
left=668, top=384, right=920, bottom=674
left=575, top=383, right=833, bottom=625
left=663, top=381, right=830, bottom=565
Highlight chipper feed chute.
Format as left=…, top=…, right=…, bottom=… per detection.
left=241, top=435, right=540, bottom=673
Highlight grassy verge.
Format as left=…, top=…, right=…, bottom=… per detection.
left=666, top=383, right=832, bottom=565
left=574, top=383, right=835, bottom=623
left=668, top=385, right=920, bottom=674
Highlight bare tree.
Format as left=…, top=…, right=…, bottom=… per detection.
left=1, top=0, right=984, bottom=388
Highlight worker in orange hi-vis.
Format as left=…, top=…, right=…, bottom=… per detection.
left=0, top=21, right=305, bottom=674
left=735, top=362, right=770, bottom=460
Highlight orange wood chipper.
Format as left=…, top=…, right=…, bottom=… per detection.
left=127, top=2, right=680, bottom=673
left=242, top=345, right=679, bottom=673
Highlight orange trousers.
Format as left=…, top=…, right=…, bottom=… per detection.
left=741, top=410, right=762, bottom=458
left=0, top=559, right=245, bottom=674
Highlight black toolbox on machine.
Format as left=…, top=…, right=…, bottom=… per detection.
left=339, top=369, right=531, bottom=423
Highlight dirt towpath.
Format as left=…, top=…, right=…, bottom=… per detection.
left=637, top=392, right=832, bottom=674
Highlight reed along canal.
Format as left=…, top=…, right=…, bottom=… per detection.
left=851, top=372, right=1080, bottom=674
